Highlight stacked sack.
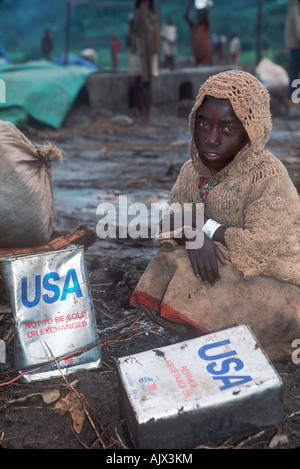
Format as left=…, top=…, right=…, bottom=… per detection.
left=0, top=120, right=63, bottom=247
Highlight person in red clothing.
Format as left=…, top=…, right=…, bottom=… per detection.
left=184, top=0, right=212, bottom=66
left=110, top=33, right=123, bottom=69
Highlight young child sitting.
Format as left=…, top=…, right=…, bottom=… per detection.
left=130, top=70, right=300, bottom=360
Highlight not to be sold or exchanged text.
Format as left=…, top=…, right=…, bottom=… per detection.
left=106, top=453, right=193, bottom=465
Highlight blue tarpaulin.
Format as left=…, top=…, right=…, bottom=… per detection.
left=0, top=60, right=95, bottom=128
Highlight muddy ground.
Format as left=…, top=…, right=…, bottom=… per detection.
left=0, top=97, right=300, bottom=452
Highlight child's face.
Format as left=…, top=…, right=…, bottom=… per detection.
left=194, top=96, right=249, bottom=172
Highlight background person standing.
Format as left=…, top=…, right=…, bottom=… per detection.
left=129, top=0, right=161, bottom=121
left=161, top=16, right=177, bottom=69
left=41, top=29, right=53, bottom=61
left=285, top=0, right=300, bottom=98
left=110, top=33, right=123, bottom=70
left=229, top=34, right=241, bottom=65
left=184, top=0, right=213, bottom=66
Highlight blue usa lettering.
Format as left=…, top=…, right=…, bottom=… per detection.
left=198, top=339, right=253, bottom=391
left=21, top=268, right=83, bottom=308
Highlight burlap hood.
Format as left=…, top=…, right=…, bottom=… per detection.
left=188, top=70, right=273, bottom=177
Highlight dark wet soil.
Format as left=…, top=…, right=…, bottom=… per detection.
left=0, top=100, right=300, bottom=451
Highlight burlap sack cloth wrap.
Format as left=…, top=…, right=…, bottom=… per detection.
left=131, top=70, right=300, bottom=360
left=0, top=120, right=63, bottom=248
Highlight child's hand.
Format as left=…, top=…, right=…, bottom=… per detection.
left=187, top=233, right=226, bottom=285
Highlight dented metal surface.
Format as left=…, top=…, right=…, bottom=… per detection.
left=116, top=325, right=284, bottom=449
left=0, top=245, right=101, bottom=382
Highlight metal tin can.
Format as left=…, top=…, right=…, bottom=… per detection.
left=116, top=325, right=284, bottom=449
left=0, top=245, right=101, bottom=382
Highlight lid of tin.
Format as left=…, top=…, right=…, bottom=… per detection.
left=116, top=325, right=282, bottom=424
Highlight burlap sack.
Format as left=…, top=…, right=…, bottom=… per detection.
left=0, top=120, right=63, bottom=247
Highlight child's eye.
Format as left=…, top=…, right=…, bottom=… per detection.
left=197, top=121, right=209, bottom=128
left=223, top=126, right=235, bottom=133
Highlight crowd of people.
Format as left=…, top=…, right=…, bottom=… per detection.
left=128, top=0, right=241, bottom=72
left=38, top=0, right=299, bottom=121
left=126, top=0, right=244, bottom=120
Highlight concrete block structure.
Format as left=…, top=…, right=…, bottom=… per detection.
left=85, top=65, right=236, bottom=113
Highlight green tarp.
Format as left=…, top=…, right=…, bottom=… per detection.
left=0, top=60, right=94, bottom=128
